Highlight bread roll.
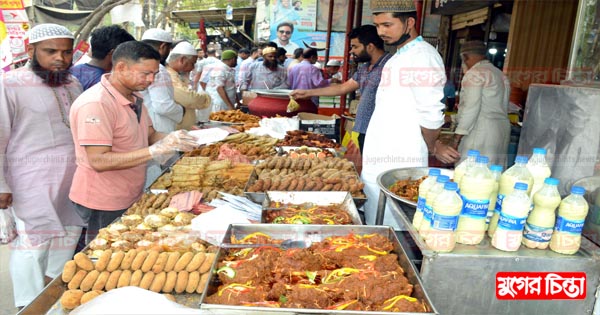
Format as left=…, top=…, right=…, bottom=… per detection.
left=67, top=270, right=88, bottom=290
left=173, top=252, right=193, bottom=272
left=150, top=271, right=166, bottom=293
left=163, top=252, right=180, bottom=272
left=117, top=270, right=132, bottom=288
left=152, top=252, right=169, bottom=273
left=60, top=289, right=84, bottom=310
left=131, top=250, right=148, bottom=271
left=186, top=271, right=200, bottom=293
left=92, top=271, right=110, bottom=291
left=104, top=270, right=122, bottom=291
left=185, top=252, right=206, bottom=272
left=120, top=249, right=138, bottom=270
left=141, top=250, right=160, bottom=273
left=130, top=270, right=143, bottom=287
left=94, top=250, right=112, bottom=272
left=74, top=253, right=94, bottom=271
left=139, top=271, right=155, bottom=290
left=175, top=271, right=188, bottom=294
left=198, top=253, right=216, bottom=274
left=79, top=270, right=99, bottom=292
left=162, top=271, right=177, bottom=293
left=106, top=251, right=125, bottom=272
left=61, top=260, right=77, bottom=283
left=197, top=272, right=211, bottom=294
left=80, top=290, right=103, bottom=304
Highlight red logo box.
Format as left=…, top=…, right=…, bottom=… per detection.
left=496, top=272, right=586, bottom=300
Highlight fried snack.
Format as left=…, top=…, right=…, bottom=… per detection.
left=106, top=251, right=125, bottom=272
left=80, top=270, right=100, bottom=292
left=74, top=252, right=94, bottom=271
left=163, top=293, right=176, bottom=302
left=197, top=272, right=211, bottom=294
left=120, top=249, right=138, bottom=270
left=62, top=260, right=77, bottom=283
left=164, top=251, right=181, bottom=272
left=152, top=252, right=169, bottom=273
left=67, top=270, right=88, bottom=290
left=104, top=270, right=122, bottom=291
left=198, top=253, right=215, bottom=274
left=130, top=270, right=143, bottom=287
left=80, top=290, right=103, bottom=304
left=175, top=271, right=189, bottom=294
left=185, top=252, right=206, bottom=272
left=173, top=252, right=193, bottom=272
left=131, top=250, right=149, bottom=271
left=94, top=249, right=112, bottom=272
left=60, top=289, right=84, bottom=310
left=185, top=271, right=200, bottom=294
left=162, top=271, right=178, bottom=293
left=117, top=270, right=132, bottom=288
left=150, top=271, right=166, bottom=293
left=139, top=271, right=155, bottom=290
left=141, top=250, right=160, bottom=273
left=92, top=271, right=110, bottom=291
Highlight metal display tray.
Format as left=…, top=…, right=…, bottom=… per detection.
left=377, top=167, right=454, bottom=209
left=244, top=169, right=368, bottom=209
left=199, top=224, right=438, bottom=315
left=261, top=191, right=363, bottom=225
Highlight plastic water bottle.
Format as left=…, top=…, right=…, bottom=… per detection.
left=419, top=175, right=450, bottom=237
left=226, top=3, right=234, bottom=20
left=453, top=150, right=479, bottom=188
left=491, top=183, right=531, bottom=251
left=486, top=164, right=503, bottom=230
left=487, top=155, right=533, bottom=237
left=455, top=156, right=495, bottom=245
left=526, top=148, right=551, bottom=198
left=412, top=168, right=441, bottom=229
left=522, top=178, right=561, bottom=249
left=549, top=186, right=589, bottom=255
left=427, top=182, right=463, bottom=252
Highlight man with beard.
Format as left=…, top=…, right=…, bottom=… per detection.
left=291, top=25, right=390, bottom=152
left=361, top=0, right=446, bottom=227
left=240, top=46, right=289, bottom=91
left=69, top=41, right=199, bottom=244
left=0, top=23, right=84, bottom=308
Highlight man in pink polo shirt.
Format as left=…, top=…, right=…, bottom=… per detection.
left=69, top=41, right=199, bottom=243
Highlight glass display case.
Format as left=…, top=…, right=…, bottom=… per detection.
left=567, top=0, right=600, bottom=85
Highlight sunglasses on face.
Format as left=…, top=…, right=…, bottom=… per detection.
left=278, top=30, right=292, bottom=35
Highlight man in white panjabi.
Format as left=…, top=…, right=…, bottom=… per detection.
left=361, top=1, right=446, bottom=226
left=0, top=24, right=84, bottom=308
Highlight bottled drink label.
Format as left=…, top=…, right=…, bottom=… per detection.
left=523, top=222, right=553, bottom=242
left=432, top=213, right=459, bottom=231
left=555, top=216, right=585, bottom=234
left=495, top=194, right=505, bottom=214
left=423, top=205, right=433, bottom=223
left=416, top=196, right=426, bottom=214
left=497, top=212, right=526, bottom=231
left=460, top=197, right=489, bottom=219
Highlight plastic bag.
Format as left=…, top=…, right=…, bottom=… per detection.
left=0, top=207, right=17, bottom=244
left=287, top=97, right=300, bottom=113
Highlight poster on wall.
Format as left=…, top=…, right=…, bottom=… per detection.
left=1, top=0, right=28, bottom=65
left=315, top=0, right=347, bottom=32
left=271, top=0, right=316, bottom=32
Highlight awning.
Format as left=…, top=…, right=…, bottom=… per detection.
left=431, top=0, right=496, bottom=16
left=27, top=5, right=93, bottom=26
left=170, top=7, right=256, bottom=28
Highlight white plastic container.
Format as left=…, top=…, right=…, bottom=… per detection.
left=427, top=182, right=463, bottom=252
left=486, top=164, right=503, bottom=230
left=491, top=183, right=531, bottom=251
left=454, top=150, right=480, bottom=189
left=455, top=156, right=495, bottom=245
left=549, top=186, right=589, bottom=255
left=419, top=175, right=450, bottom=237
left=488, top=155, right=533, bottom=237
left=412, top=168, right=441, bottom=229
left=526, top=148, right=552, bottom=198
left=522, top=178, right=561, bottom=249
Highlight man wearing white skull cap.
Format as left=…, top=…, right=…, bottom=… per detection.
left=0, top=23, right=84, bottom=308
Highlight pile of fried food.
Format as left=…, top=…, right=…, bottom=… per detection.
left=278, top=130, right=341, bottom=149
left=185, top=133, right=278, bottom=161
left=265, top=202, right=353, bottom=225
left=205, top=233, right=427, bottom=312
left=246, top=156, right=365, bottom=198
left=209, top=110, right=260, bottom=131
left=282, top=146, right=335, bottom=159
left=389, top=176, right=426, bottom=202
left=150, top=156, right=254, bottom=201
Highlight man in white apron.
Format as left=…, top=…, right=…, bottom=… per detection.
left=362, top=0, right=446, bottom=227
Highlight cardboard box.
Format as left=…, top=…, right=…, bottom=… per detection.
left=297, top=112, right=341, bottom=142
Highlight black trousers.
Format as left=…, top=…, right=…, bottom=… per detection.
left=358, top=132, right=366, bottom=155
left=75, top=203, right=126, bottom=245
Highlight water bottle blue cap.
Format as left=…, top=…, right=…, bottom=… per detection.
left=514, top=182, right=528, bottom=190
left=467, top=150, right=480, bottom=157
left=476, top=156, right=489, bottom=164
left=428, top=168, right=441, bottom=176
left=544, top=177, right=559, bottom=186
left=444, top=182, right=458, bottom=191
left=490, top=164, right=503, bottom=172
left=533, top=148, right=547, bottom=155
left=437, top=175, right=450, bottom=183
left=571, top=186, right=585, bottom=195
left=515, top=155, right=529, bottom=164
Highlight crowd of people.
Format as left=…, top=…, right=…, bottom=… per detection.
left=0, top=0, right=512, bottom=310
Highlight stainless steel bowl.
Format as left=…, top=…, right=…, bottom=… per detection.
left=377, top=167, right=454, bottom=209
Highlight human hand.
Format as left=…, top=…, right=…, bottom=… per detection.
left=149, top=130, right=199, bottom=163
left=0, top=193, right=12, bottom=209
left=434, top=141, right=460, bottom=164
left=290, top=90, right=311, bottom=99
left=186, top=93, right=211, bottom=110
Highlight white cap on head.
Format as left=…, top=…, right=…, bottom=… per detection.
left=28, top=23, right=74, bottom=44
left=170, top=41, right=197, bottom=56
left=141, top=28, right=173, bottom=43
left=326, top=60, right=341, bottom=67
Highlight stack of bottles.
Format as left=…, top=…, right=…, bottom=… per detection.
left=411, top=148, right=589, bottom=255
